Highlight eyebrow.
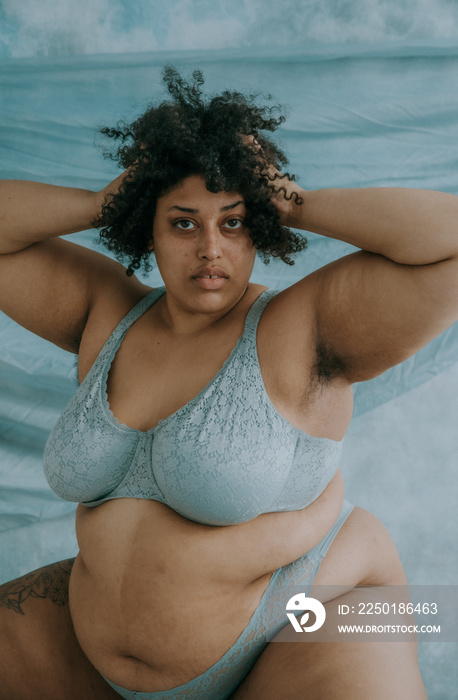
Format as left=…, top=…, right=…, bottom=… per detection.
left=168, top=200, right=244, bottom=214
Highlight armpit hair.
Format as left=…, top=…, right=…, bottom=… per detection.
left=313, top=339, right=348, bottom=383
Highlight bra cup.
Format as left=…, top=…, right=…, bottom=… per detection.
left=43, top=382, right=140, bottom=503
left=150, top=402, right=295, bottom=525
left=43, top=287, right=343, bottom=523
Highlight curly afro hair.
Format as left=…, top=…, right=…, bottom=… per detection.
left=95, top=65, right=306, bottom=276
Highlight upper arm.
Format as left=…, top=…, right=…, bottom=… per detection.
left=309, top=250, right=458, bottom=383
left=0, top=238, right=135, bottom=353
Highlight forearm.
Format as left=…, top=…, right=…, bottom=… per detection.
left=0, top=180, right=104, bottom=254
left=288, top=186, right=458, bottom=265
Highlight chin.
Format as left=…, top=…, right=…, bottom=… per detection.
left=188, top=284, right=244, bottom=312
left=188, top=290, right=231, bottom=311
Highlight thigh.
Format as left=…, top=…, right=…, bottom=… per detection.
left=232, top=635, right=426, bottom=700
left=232, top=507, right=426, bottom=700
left=0, top=559, right=119, bottom=700
left=312, top=505, right=408, bottom=592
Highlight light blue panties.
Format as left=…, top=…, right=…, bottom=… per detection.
left=103, top=500, right=353, bottom=700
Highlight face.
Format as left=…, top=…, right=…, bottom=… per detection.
left=152, top=175, right=256, bottom=316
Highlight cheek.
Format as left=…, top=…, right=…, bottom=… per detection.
left=238, top=238, right=256, bottom=267
left=154, top=240, right=194, bottom=277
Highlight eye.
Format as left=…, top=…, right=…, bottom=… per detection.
left=224, top=218, right=244, bottom=230
left=175, top=219, right=196, bottom=231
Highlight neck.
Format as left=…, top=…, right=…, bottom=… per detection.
left=155, top=287, right=251, bottom=337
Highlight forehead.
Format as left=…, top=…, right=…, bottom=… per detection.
left=157, top=175, right=245, bottom=212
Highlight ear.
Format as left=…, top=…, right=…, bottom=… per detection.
left=147, top=238, right=154, bottom=251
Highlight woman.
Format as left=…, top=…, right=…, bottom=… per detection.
left=0, top=66, right=455, bottom=699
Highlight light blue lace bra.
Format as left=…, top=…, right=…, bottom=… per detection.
left=43, top=288, right=343, bottom=526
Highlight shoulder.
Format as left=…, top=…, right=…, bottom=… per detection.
left=257, top=271, right=351, bottom=384
left=0, top=237, right=151, bottom=355
left=256, top=276, right=318, bottom=365
left=78, top=260, right=153, bottom=380
left=254, top=275, right=353, bottom=440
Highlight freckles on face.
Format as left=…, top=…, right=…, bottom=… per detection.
left=151, top=176, right=256, bottom=295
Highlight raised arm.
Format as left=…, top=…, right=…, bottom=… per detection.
left=278, top=183, right=458, bottom=382
left=0, top=175, right=136, bottom=353
left=0, top=181, right=100, bottom=252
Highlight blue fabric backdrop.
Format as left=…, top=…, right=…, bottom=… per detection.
left=0, top=2, right=457, bottom=697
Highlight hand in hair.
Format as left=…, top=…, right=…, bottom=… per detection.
left=242, top=134, right=304, bottom=227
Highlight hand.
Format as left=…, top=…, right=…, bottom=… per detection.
left=268, top=167, right=305, bottom=227
left=242, top=135, right=304, bottom=227
left=94, top=168, right=135, bottom=223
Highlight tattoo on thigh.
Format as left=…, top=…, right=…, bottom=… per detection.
left=0, top=559, right=75, bottom=615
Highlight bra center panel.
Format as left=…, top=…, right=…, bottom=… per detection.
left=149, top=326, right=298, bottom=525
left=104, top=431, right=167, bottom=504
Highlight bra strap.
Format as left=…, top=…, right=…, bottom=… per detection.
left=242, top=289, right=280, bottom=344
left=112, top=287, right=165, bottom=339
left=94, top=287, right=166, bottom=372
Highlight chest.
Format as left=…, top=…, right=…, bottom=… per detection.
left=44, top=289, right=351, bottom=525
left=46, top=330, right=343, bottom=523
left=78, top=288, right=351, bottom=441
left=103, top=314, right=251, bottom=433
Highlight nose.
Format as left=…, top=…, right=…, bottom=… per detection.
left=197, top=223, right=222, bottom=260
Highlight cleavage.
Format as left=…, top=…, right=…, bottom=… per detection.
left=105, top=310, right=245, bottom=432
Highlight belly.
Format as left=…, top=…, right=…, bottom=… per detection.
left=70, top=470, right=344, bottom=692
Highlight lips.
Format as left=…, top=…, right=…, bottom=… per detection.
left=192, top=266, right=228, bottom=290
left=193, top=266, right=228, bottom=279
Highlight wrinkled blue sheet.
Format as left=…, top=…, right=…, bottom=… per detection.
left=1, top=42, right=457, bottom=577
